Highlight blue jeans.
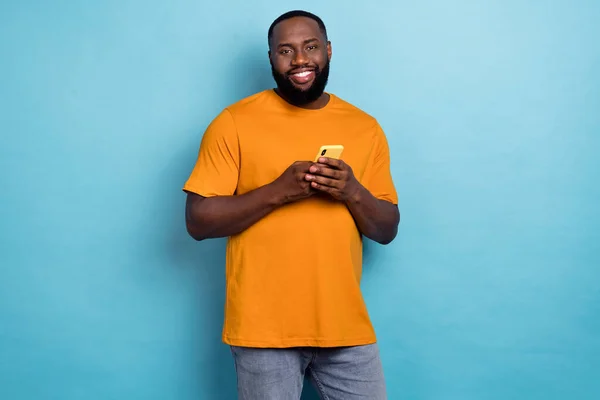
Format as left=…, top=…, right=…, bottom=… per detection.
left=230, top=343, right=387, bottom=399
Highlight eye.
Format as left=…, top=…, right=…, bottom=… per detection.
left=307, top=45, right=318, bottom=51
left=279, top=49, right=292, bottom=55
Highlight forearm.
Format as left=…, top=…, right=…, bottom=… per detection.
left=345, top=185, right=400, bottom=244
left=186, top=184, right=283, bottom=240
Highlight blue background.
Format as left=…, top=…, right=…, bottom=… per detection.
left=1, top=1, right=599, bottom=399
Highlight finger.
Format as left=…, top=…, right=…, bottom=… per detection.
left=317, top=157, right=344, bottom=169
left=310, top=181, right=336, bottom=194
left=293, top=161, right=315, bottom=171
left=305, top=174, right=341, bottom=188
left=309, top=165, right=343, bottom=179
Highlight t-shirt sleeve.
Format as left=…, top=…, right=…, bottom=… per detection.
left=361, top=122, right=398, bottom=204
left=183, top=109, right=240, bottom=197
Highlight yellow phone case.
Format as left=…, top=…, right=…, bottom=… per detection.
left=315, top=145, right=344, bottom=162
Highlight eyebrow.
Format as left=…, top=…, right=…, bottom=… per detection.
left=277, top=38, right=320, bottom=49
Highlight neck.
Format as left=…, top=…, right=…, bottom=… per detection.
left=274, top=89, right=330, bottom=110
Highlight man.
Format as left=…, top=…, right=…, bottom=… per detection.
left=183, top=10, right=399, bottom=400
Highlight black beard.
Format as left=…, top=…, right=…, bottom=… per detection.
left=271, top=60, right=330, bottom=107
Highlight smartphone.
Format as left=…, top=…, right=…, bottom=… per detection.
left=314, top=145, right=344, bottom=162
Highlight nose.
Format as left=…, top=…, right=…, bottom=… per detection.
left=292, top=49, right=308, bottom=66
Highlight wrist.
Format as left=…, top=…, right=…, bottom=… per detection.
left=344, top=181, right=365, bottom=205
left=265, top=181, right=287, bottom=207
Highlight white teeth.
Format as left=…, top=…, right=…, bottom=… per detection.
left=294, top=71, right=312, bottom=77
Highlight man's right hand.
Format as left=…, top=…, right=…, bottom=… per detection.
left=185, top=161, right=315, bottom=241
left=270, top=161, right=315, bottom=204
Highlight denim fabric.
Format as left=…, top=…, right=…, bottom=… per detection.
left=230, top=343, right=386, bottom=399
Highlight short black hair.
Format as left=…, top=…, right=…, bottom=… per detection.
left=268, top=10, right=328, bottom=48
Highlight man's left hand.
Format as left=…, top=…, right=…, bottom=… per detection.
left=305, top=157, right=361, bottom=202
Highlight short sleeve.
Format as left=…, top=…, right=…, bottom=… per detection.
left=362, top=122, right=398, bottom=204
left=183, top=109, right=240, bottom=197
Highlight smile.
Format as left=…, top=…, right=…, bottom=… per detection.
left=289, top=69, right=315, bottom=84
left=293, top=71, right=312, bottom=77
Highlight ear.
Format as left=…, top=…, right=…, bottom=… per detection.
left=327, top=41, right=332, bottom=61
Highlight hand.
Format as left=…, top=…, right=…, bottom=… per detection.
left=271, top=161, right=315, bottom=204
left=305, top=157, right=361, bottom=202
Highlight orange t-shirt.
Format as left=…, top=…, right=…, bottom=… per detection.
left=183, top=90, right=398, bottom=348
